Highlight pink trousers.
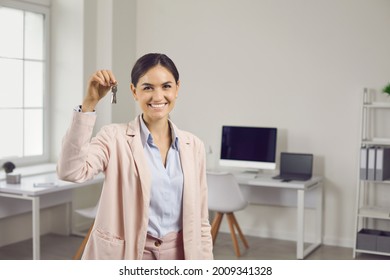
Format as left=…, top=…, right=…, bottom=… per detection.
left=142, top=231, right=184, bottom=260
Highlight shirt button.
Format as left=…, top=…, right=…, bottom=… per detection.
left=154, top=240, right=161, bottom=247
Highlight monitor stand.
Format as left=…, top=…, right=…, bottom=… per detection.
left=240, top=169, right=265, bottom=179
left=242, top=169, right=275, bottom=179
left=242, top=169, right=259, bottom=174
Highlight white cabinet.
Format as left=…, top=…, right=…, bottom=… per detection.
left=353, top=88, right=390, bottom=257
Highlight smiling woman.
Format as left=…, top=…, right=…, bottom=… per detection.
left=57, top=53, right=213, bottom=260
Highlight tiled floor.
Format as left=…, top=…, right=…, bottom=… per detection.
left=0, top=232, right=389, bottom=260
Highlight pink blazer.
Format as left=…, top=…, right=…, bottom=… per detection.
left=57, top=113, right=213, bottom=259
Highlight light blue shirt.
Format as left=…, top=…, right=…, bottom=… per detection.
left=139, top=116, right=184, bottom=237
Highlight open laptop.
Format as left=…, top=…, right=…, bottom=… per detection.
left=272, top=152, right=313, bottom=181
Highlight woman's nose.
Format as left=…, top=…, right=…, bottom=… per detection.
left=153, top=88, right=164, bottom=100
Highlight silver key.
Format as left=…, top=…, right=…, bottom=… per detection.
left=111, top=85, right=117, bottom=104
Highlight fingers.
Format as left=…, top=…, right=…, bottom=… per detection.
left=91, top=70, right=117, bottom=87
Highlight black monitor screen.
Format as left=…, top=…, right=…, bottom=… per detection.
left=220, top=126, right=277, bottom=163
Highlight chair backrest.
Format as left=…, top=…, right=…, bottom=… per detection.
left=207, top=172, right=248, bottom=213
left=74, top=201, right=99, bottom=219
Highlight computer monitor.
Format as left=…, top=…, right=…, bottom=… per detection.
left=219, top=125, right=277, bottom=170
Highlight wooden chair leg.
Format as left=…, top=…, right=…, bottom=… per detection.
left=72, top=221, right=94, bottom=260
left=231, top=213, right=249, bottom=249
left=226, top=213, right=240, bottom=257
left=211, top=212, right=223, bottom=244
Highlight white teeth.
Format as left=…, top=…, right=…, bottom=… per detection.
left=150, top=103, right=166, bottom=108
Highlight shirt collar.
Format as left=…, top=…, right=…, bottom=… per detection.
left=139, top=114, right=180, bottom=150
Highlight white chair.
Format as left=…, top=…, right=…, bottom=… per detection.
left=207, top=171, right=249, bottom=257
left=75, top=204, right=98, bottom=220
left=72, top=203, right=98, bottom=259
left=72, top=203, right=98, bottom=237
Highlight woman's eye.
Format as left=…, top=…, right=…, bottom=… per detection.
left=143, top=86, right=152, bottom=91
left=163, top=84, right=172, bottom=89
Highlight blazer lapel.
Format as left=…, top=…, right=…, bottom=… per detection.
left=175, top=126, right=196, bottom=258
left=179, top=133, right=194, bottom=206
left=126, top=116, right=152, bottom=205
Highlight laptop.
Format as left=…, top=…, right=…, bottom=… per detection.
left=272, top=152, right=313, bottom=181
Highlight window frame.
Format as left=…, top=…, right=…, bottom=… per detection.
left=0, top=0, right=50, bottom=167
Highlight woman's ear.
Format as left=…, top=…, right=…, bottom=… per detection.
left=130, top=83, right=137, bottom=100
left=176, top=80, right=180, bottom=98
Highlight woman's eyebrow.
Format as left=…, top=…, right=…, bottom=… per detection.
left=141, top=81, right=173, bottom=87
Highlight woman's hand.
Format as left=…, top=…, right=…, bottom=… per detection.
left=82, top=70, right=117, bottom=112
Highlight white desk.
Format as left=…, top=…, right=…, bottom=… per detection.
left=0, top=164, right=104, bottom=260
left=234, top=172, right=323, bottom=259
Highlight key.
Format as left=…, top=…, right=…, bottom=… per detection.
left=111, top=85, right=117, bottom=104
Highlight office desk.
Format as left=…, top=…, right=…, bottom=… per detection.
left=0, top=165, right=104, bottom=260
left=234, top=172, right=323, bottom=259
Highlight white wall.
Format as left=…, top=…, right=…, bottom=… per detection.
left=51, top=0, right=84, bottom=161
left=111, top=0, right=137, bottom=123
left=135, top=0, right=390, bottom=247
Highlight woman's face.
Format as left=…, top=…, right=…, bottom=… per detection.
left=131, top=65, right=179, bottom=123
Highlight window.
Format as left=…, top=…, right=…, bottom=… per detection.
left=0, top=2, right=49, bottom=165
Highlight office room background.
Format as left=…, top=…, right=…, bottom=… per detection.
left=1, top=0, right=390, bottom=253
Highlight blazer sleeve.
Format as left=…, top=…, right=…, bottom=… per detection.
left=57, top=112, right=113, bottom=183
